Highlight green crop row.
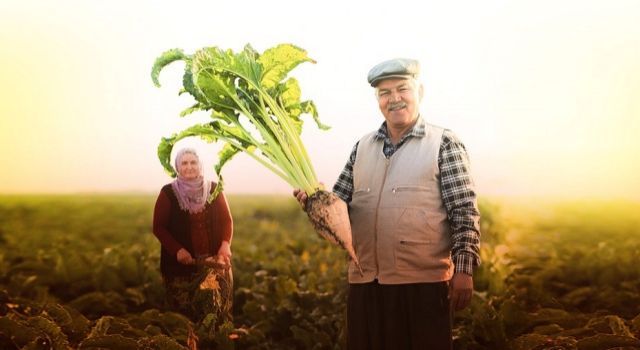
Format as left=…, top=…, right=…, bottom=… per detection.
left=0, top=195, right=639, bottom=349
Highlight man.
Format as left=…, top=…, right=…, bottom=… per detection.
left=295, top=58, right=481, bottom=349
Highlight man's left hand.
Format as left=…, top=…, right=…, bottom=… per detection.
left=449, top=272, right=473, bottom=311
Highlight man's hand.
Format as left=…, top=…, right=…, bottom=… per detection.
left=449, top=272, right=473, bottom=311
left=292, top=188, right=308, bottom=210
left=176, top=248, right=195, bottom=265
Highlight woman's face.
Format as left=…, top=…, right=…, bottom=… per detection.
left=177, top=153, right=200, bottom=180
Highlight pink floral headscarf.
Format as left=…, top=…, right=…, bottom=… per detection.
left=171, top=148, right=212, bottom=214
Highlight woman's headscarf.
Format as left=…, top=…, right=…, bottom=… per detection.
left=171, top=148, right=212, bottom=214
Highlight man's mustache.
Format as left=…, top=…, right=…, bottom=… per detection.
left=388, top=102, right=407, bottom=111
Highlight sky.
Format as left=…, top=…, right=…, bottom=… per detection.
left=1, top=0, right=639, bottom=200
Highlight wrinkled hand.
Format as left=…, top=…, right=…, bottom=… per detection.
left=215, top=240, right=232, bottom=266
left=449, top=273, right=473, bottom=311
left=292, top=188, right=308, bottom=211
left=176, top=248, right=195, bottom=265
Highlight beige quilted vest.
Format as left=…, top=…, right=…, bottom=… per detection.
left=348, top=123, right=453, bottom=284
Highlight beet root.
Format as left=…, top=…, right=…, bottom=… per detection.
left=305, top=190, right=362, bottom=275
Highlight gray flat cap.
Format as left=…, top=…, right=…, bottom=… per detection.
left=367, top=58, right=420, bottom=87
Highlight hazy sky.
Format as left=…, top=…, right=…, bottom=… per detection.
left=1, top=0, right=639, bottom=200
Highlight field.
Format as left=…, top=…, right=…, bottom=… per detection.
left=0, top=194, right=639, bottom=349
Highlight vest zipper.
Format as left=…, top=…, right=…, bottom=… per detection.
left=373, top=157, right=391, bottom=279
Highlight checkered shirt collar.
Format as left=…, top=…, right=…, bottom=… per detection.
left=373, top=116, right=426, bottom=142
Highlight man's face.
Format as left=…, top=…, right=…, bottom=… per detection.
left=375, top=78, right=423, bottom=128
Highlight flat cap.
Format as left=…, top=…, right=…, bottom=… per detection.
left=367, top=58, right=420, bottom=87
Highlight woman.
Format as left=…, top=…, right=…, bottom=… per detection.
left=152, top=148, right=233, bottom=324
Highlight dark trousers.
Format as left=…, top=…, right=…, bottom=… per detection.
left=347, top=280, right=452, bottom=350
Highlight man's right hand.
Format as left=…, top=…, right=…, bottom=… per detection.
left=176, top=248, right=195, bottom=265
left=293, top=188, right=308, bottom=210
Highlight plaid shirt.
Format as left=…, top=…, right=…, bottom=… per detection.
left=333, top=117, right=481, bottom=275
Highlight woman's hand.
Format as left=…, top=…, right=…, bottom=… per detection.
left=216, top=240, right=232, bottom=266
left=176, top=248, right=195, bottom=265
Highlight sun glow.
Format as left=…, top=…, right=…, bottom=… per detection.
left=1, top=0, right=638, bottom=200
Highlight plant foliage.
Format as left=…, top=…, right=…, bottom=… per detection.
left=152, top=44, right=329, bottom=199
